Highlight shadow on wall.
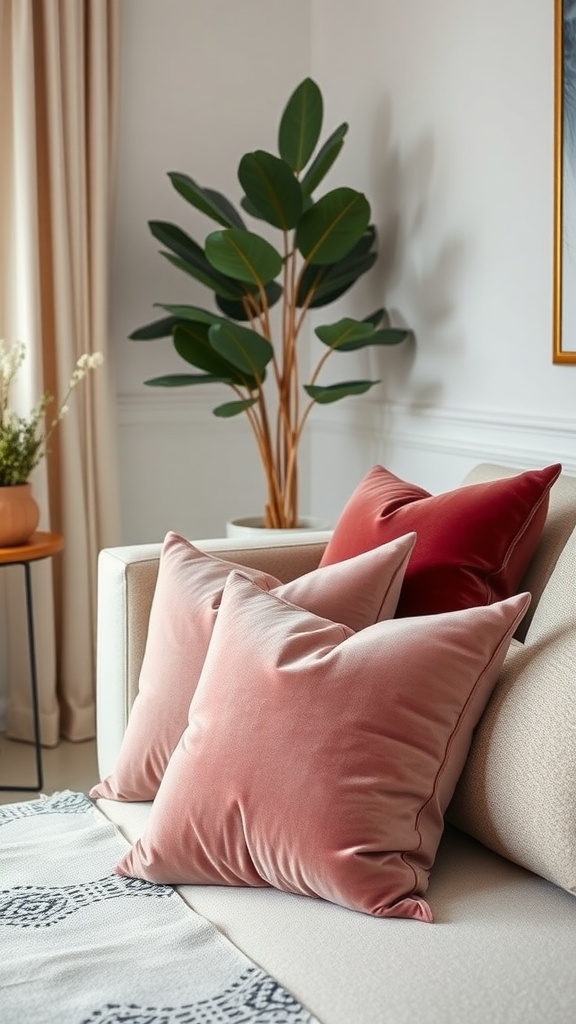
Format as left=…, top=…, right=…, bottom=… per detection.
left=366, top=97, right=471, bottom=410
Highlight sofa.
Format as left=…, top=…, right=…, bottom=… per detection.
left=93, top=462, right=576, bottom=1024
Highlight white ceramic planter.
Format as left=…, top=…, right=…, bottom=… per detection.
left=226, top=515, right=331, bottom=539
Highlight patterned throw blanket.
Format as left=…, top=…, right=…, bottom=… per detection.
left=0, top=791, right=318, bottom=1024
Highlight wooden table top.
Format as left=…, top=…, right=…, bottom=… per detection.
left=0, top=532, right=64, bottom=565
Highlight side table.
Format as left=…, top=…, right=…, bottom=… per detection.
left=0, top=531, right=64, bottom=792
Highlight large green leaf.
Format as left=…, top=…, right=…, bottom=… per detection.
left=202, top=188, right=246, bottom=230
left=315, top=318, right=379, bottom=350
left=129, top=315, right=179, bottom=340
left=296, top=188, right=371, bottom=266
left=149, top=220, right=206, bottom=264
left=155, top=304, right=226, bottom=326
left=208, top=321, right=273, bottom=380
left=145, top=373, right=229, bottom=387
left=345, top=224, right=377, bottom=259
left=174, top=324, right=260, bottom=390
left=150, top=221, right=245, bottom=299
left=213, top=398, right=257, bottom=418
left=297, top=246, right=377, bottom=308
left=161, top=252, right=244, bottom=301
left=205, top=229, right=283, bottom=286
left=240, top=194, right=266, bottom=221
left=315, top=317, right=409, bottom=352
left=296, top=226, right=376, bottom=306
left=216, top=280, right=283, bottom=321
left=304, top=380, right=380, bottom=403
left=238, top=151, right=302, bottom=229
left=305, top=253, right=377, bottom=308
left=168, top=172, right=245, bottom=229
left=172, top=324, right=239, bottom=380
left=278, top=78, right=323, bottom=173
left=336, top=327, right=410, bottom=351
left=300, top=122, right=348, bottom=196
left=363, top=308, right=385, bottom=328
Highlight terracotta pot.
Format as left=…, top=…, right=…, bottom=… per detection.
left=0, top=483, right=40, bottom=546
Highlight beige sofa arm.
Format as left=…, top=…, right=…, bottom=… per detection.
left=95, top=531, right=332, bottom=780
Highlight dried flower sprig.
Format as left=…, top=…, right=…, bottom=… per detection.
left=0, top=341, right=104, bottom=486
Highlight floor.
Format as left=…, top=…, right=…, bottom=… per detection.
left=0, top=732, right=99, bottom=805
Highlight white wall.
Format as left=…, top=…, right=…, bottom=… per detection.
left=112, top=0, right=312, bottom=541
left=307, top=0, right=576, bottom=520
left=112, top=0, right=576, bottom=543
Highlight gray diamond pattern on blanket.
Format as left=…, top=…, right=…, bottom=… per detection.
left=82, top=968, right=311, bottom=1023
left=0, top=789, right=87, bottom=824
left=0, top=874, right=173, bottom=927
left=0, top=792, right=319, bottom=1024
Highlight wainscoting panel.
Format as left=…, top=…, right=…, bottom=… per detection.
left=118, top=393, right=576, bottom=542
left=308, top=401, right=576, bottom=526
left=118, top=392, right=309, bottom=545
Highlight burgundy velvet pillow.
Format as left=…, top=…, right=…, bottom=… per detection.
left=116, top=571, right=530, bottom=922
left=91, top=530, right=415, bottom=802
left=320, top=463, right=561, bottom=617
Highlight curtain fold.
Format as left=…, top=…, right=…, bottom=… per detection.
left=0, top=0, right=121, bottom=745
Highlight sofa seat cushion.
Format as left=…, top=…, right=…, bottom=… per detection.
left=91, top=530, right=415, bottom=802
left=98, top=801, right=576, bottom=1024
left=320, top=463, right=561, bottom=617
left=116, top=571, right=529, bottom=921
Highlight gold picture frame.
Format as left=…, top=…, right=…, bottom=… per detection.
left=554, top=0, right=576, bottom=363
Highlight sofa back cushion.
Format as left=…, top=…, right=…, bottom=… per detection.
left=448, top=521, right=576, bottom=896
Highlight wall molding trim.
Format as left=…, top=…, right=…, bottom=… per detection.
left=310, top=400, right=576, bottom=474
left=118, top=390, right=230, bottom=427
left=117, top=393, right=576, bottom=474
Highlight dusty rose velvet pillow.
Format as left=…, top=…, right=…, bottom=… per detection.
left=116, top=571, right=530, bottom=922
left=320, top=463, right=561, bottom=617
left=91, top=530, right=416, bottom=802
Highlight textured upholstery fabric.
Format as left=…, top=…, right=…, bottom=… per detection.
left=320, top=463, right=561, bottom=617
left=116, top=572, right=529, bottom=921
left=92, top=531, right=415, bottom=802
left=448, top=523, right=576, bottom=894
left=99, top=796, right=576, bottom=1024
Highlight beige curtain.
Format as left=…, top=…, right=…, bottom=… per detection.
left=0, top=0, right=121, bottom=745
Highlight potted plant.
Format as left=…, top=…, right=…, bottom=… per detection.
left=0, top=340, right=103, bottom=545
left=130, top=77, right=410, bottom=530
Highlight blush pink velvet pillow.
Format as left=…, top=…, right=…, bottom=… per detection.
left=91, top=530, right=416, bottom=802
left=116, top=571, right=530, bottom=922
left=320, top=463, right=561, bottom=617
